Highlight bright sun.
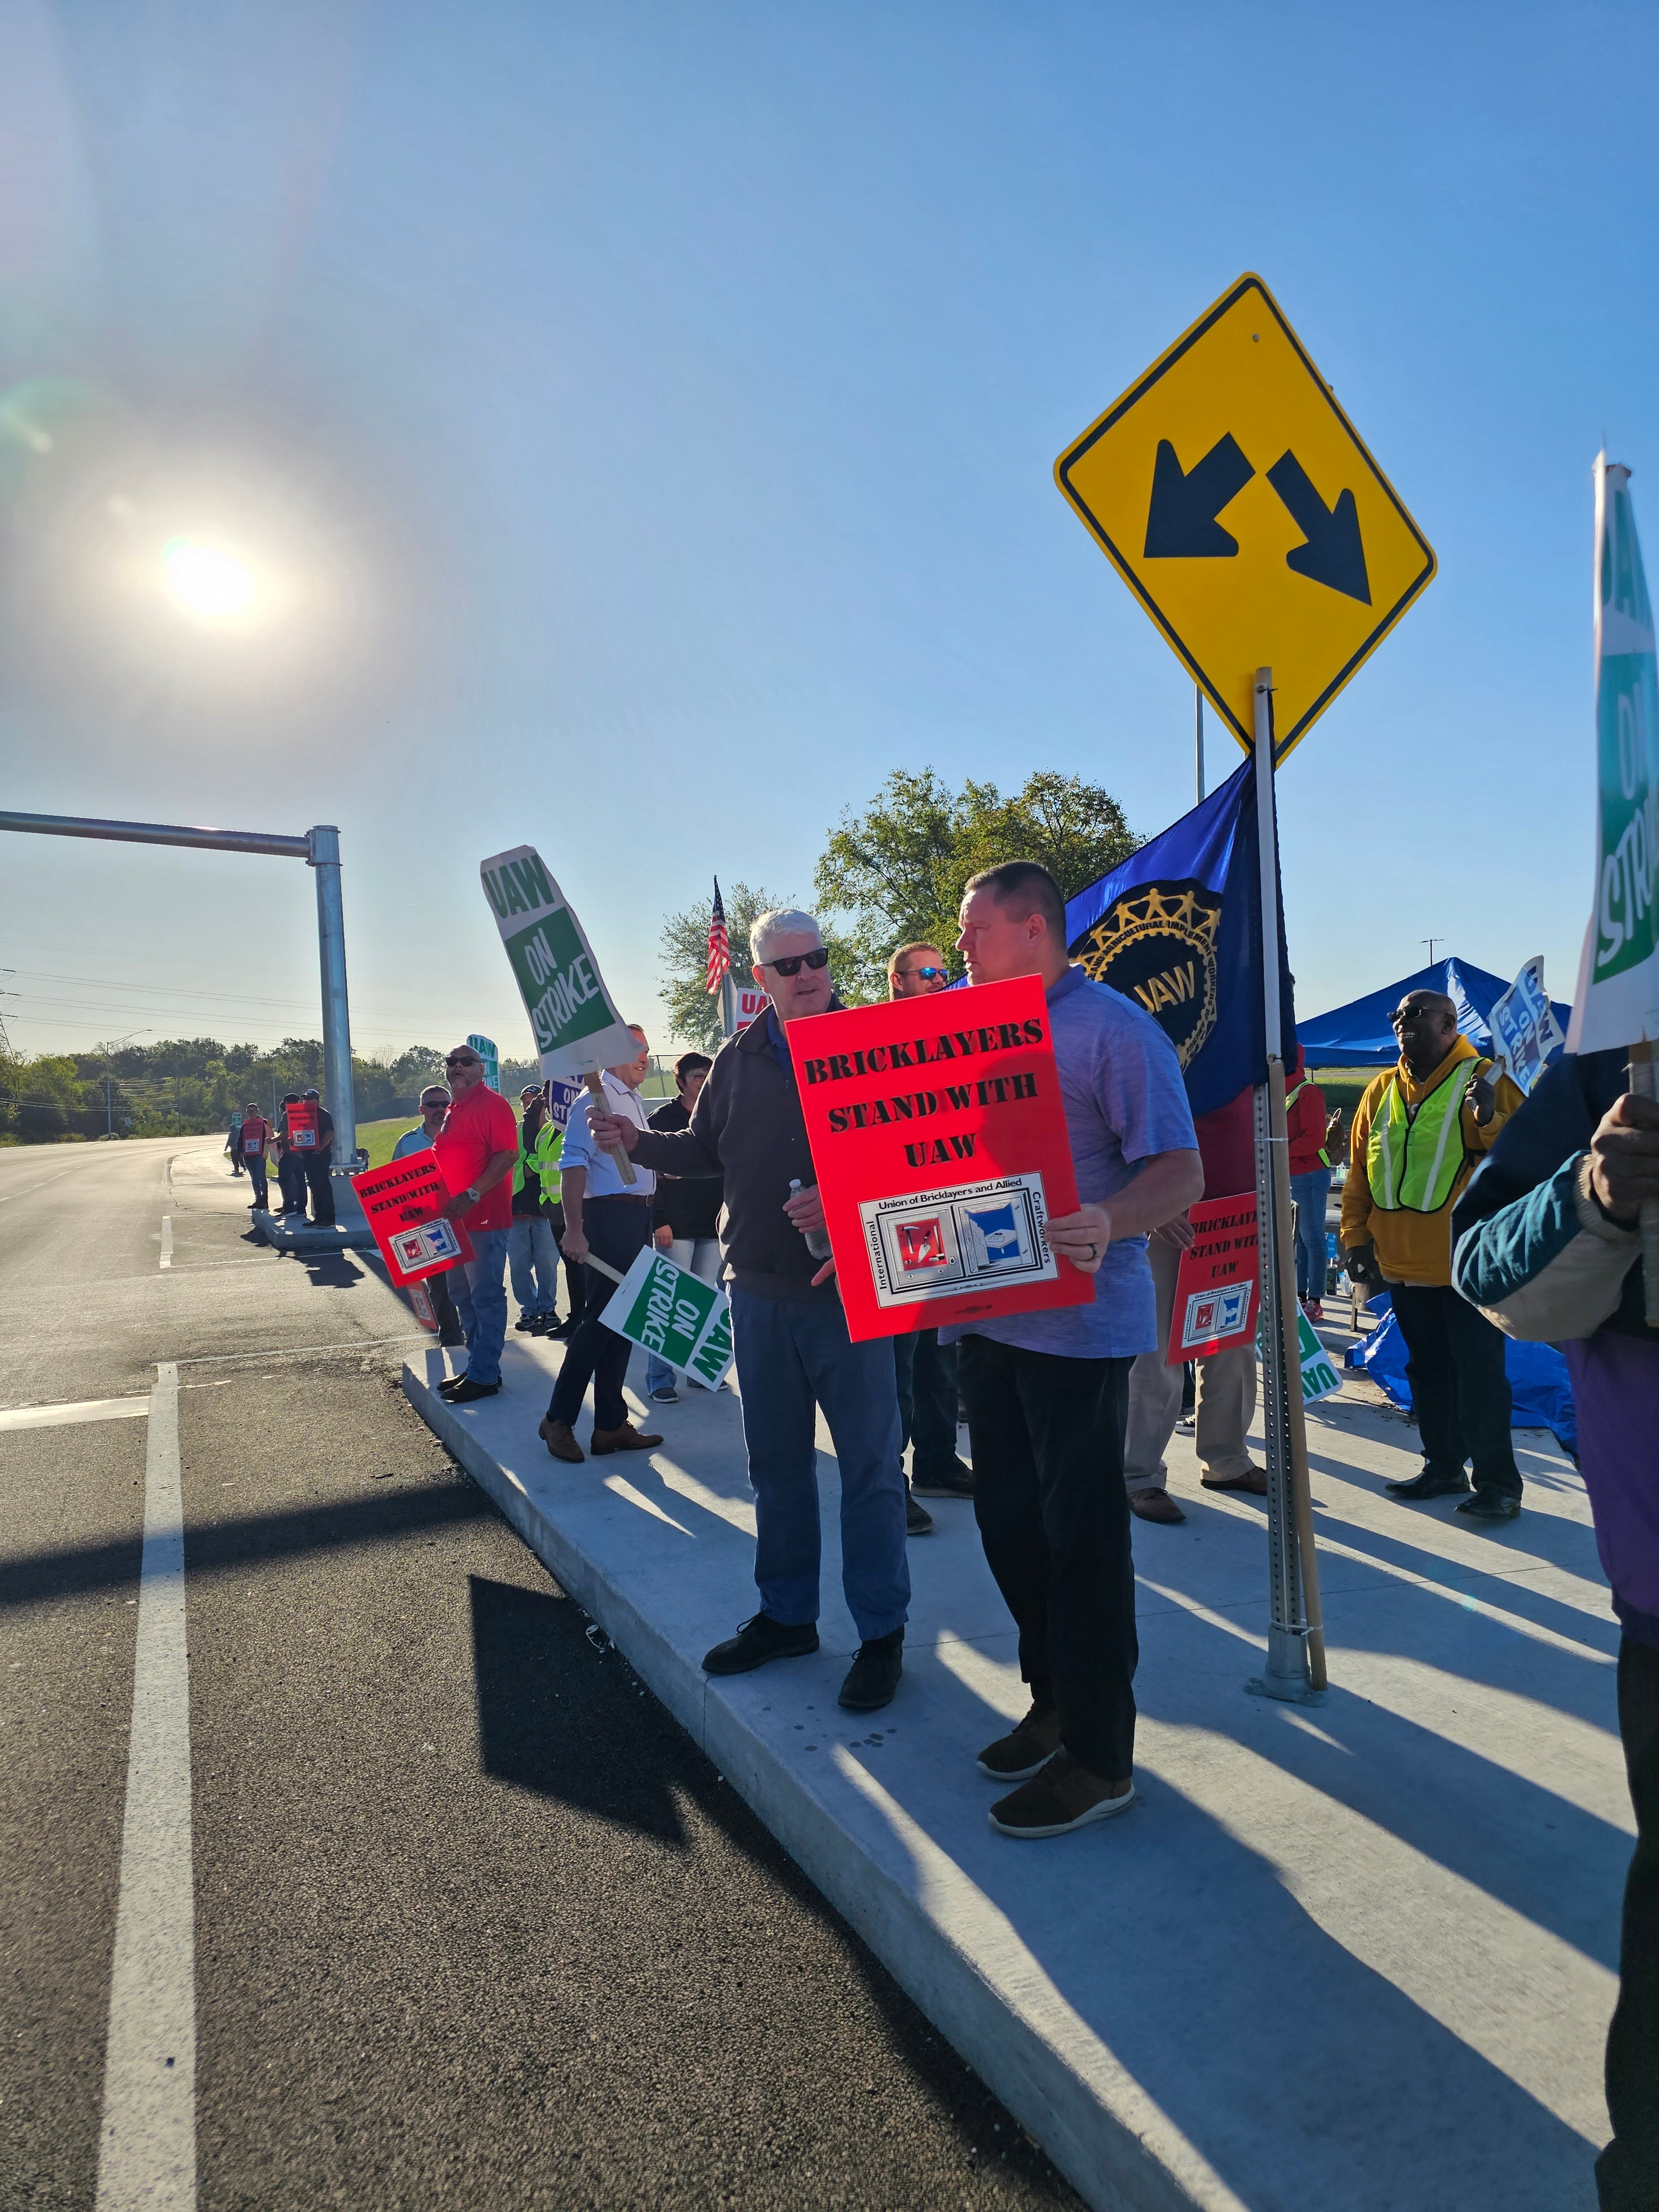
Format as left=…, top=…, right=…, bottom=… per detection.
left=161, top=537, right=260, bottom=621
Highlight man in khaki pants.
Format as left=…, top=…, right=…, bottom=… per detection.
left=1122, top=1085, right=1265, bottom=1524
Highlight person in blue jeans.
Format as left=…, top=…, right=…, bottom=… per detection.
left=431, top=1046, right=519, bottom=1406
left=1286, top=1052, right=1342, bottom=1318
left=589, top=909, right=910, bottom=1715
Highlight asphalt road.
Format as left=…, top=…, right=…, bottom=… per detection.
left=1, top=1137, right=1078, bottom=2210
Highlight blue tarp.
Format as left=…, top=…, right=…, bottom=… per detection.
left=1296, top=957, right=1573, bottom=1070
left=1345, top=1295, right=1578, bottom=1457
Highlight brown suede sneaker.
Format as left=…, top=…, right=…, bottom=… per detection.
left=989, top=1751, right=1136, bottom=1838
left=538, top=1416, right=583, bottom=1463
left=590, top=1422, right=664, bottom=1455
left=976, top=1700, right=1062, bottom=1782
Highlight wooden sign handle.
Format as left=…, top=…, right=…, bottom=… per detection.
left=583, top=1070, right=638, bottom=1186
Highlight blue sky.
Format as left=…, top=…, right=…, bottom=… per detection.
left=1, top=0, right=1655, bottom=1071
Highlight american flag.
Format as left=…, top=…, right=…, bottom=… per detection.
left=705, top=879, right=731, bottom=994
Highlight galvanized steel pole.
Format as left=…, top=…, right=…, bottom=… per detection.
left=0, top=807, right=358, bottom=1161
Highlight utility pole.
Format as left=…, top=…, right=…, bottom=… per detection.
left=0, top=811, right=358, bottom=1157
left=1421, top=938, right=1442, bottom=967
left=1195, top=683, right=1206, bottom=805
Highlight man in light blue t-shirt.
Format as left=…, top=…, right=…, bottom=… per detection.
left=943, top=861, right=1200, bottom=1840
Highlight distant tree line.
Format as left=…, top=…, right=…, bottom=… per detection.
left=0, top=1036, right=541, bottom=1145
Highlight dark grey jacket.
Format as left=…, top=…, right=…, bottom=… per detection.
left=630, top=1011, right=832, bottom=1301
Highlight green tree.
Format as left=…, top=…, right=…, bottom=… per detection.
left=657, top=881, right=866, bottom=1050
left=812, top=767, right=1140, bottom=980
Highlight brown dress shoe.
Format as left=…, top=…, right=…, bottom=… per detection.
left=539, top=1416, right=583, bottom=1463
left=1130, top=1485, right=1186, bottom=1524
left=590, top=1422, right=664, bottom=1455
left=1201, top=1464, right=1268, bottom=1495
left=977, top=1700, right=1062, bottom=1781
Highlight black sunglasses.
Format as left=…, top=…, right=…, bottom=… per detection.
left=763, top=946, right=830, bottom=977
left=445, top=1053, right=479, bottom=1066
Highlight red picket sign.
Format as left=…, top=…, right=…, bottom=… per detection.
left=285, top=1099, right=319, bottom=1150
left=787, top=975, right=1094, bottom=1344
left=1165, top=1192, right=1259, bottom=1363
left=348, top=1149, right=473, bottom=1286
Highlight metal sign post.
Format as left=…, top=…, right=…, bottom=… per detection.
left=1249, top=671, right=1326, bottom=1700
left=0, top=810, right=359, bottom=1158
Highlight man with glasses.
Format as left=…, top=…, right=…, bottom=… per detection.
left=393, top=1085, right=466, bottom=1346
left=1341, top=988, right=1524, bottom=1518
left=431, top=1047, right=520, bottom=1405
left=588, top=910, right=911, bottom=1716
left=886, top=943, right=973, bottom=1523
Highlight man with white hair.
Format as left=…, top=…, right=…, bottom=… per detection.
left=589, top=909, right=911, bottom=1714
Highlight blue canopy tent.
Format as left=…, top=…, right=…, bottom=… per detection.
left=1296, top=957, right=1573, bottom=1069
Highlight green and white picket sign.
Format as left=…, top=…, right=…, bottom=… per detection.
left=596, top=1245, right=735, bottom=1388
left=479, top=845, right=640, bottom=1082
left=466, top=1034, right=500, bottom=1093
left=1297, top=1308, right=1342, bottom=1405
left=1569, top=457, right=1659, bottom=1053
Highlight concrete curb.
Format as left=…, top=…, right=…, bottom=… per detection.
left=252, top=1208, right=374, bottom=1255
left=402, top=1345, right=1193, bottom=2212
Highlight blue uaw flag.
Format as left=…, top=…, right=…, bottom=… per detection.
left=1065, top=755, right=1295, bottom=1118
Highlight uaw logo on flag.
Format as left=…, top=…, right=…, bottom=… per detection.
left=389, top=1218, right=463, bottom=1274
left=860, top=1173, right=1055, bottom=1310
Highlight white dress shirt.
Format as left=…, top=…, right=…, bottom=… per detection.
left=557, top=1070, right=657, bottom=1199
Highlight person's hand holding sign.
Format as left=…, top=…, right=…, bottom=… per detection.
left=587, top=1110, right=637, bottom=1160
left=1589, top=1092, right=1659, bottom=1224
left=1043, top=1203, right=1113, bottom=1275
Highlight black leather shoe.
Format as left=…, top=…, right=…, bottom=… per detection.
left=445, top=1378, right=500, bottom=1404
left=1456, top=1488, right=1522, bottom=1522
left=912, top=1458, right=975, bottom=1499
left=838, top=1628, right=904, bottom=1712
left=905, top=1489, right=934, bottom=1535
left=1385, top=1468, right=1472, bottom=1501
left=702, top=1614, right=819, bottom=1675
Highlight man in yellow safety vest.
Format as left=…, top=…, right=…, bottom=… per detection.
left=1342, top=989, right=1525, bottom=1520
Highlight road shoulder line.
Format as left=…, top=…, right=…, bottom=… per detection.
left=94, top=1360, right=197, bottom=2212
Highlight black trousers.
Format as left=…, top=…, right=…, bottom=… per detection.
left=1600, top=1638, right=1659, bottom=2211
left=546, top=1199, right=652, bottom=1432
left=546, top=1204, right=587, bottom=1325
left=303, top=1154, right=336, bottom=1227
left=1389, top=1281, right=1520, bottom=1497
left=957, top=1334, right=1137, bottom=1780
left=276, top=1151, right=306, bottom=1213
left=893, top=1329, right=961, bottom=1481
left=427, top=1269, right=466, bottom=1347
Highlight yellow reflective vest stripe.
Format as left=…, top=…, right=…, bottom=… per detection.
left=1366, top=1060, right=1483, bottom=1213
left=512, top=1117, right=562, bottom=1199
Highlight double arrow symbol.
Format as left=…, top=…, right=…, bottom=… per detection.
left=1143, top=434, right=1371, bottom=605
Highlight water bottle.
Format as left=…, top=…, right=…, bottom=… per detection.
left=787, top=1177, right=833, bottom=1260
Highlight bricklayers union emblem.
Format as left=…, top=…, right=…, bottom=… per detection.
left=1070, top=881, right=1222, bottom=1068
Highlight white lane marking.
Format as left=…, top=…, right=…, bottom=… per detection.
left=0, top=1396, right=150, bottom=1432
left=158, top=1218, right=172, bottom=1272
left=174, top=1334, right=427, bottom=1367
left=95, top=1361, right=196, bottom=2212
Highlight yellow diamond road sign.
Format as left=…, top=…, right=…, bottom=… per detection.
left=1055, top=273, right=1436, bottom=765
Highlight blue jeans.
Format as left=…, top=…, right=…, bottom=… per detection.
left=729, top=1288, right=910, bottom=1642
left=645, top=1236, right=723, bottom=1392
left=453, top=1227, right=510, bottom=1385
left=508, top=1215, right=560, bottom=1315
left=1290, top=1170, right=1331, bottom=1301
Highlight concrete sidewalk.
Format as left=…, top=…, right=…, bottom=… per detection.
left=405, top=1332, right=1625, bottom=2212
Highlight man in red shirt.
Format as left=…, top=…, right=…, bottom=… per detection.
left=432, top=1044, right=520, bottom=1404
